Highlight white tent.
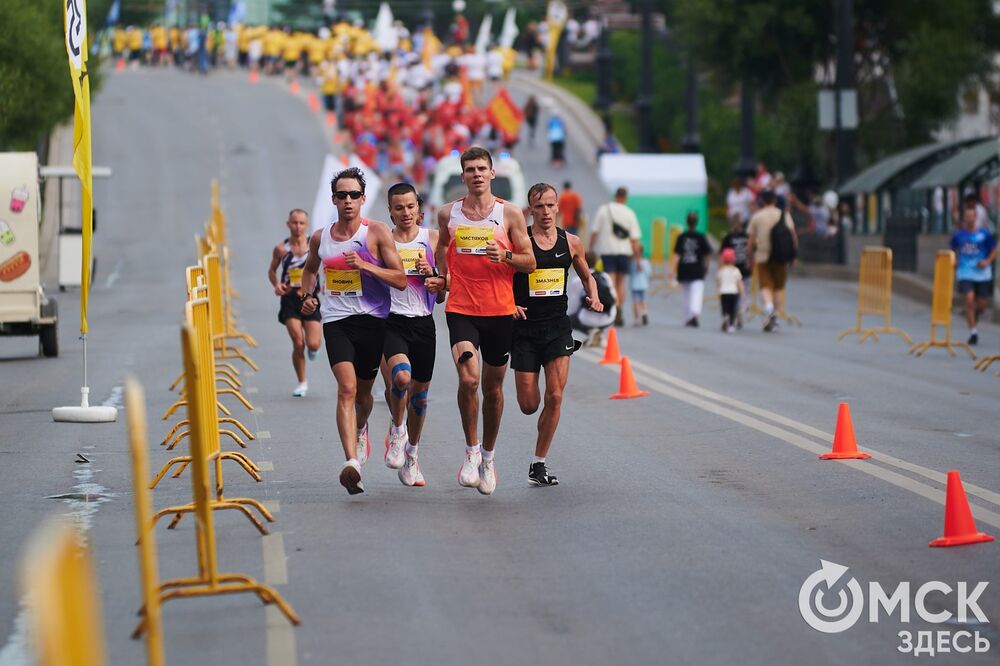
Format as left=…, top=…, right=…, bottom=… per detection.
left=598, top=154, right=707, bottom=196
left=373, top=2, right=398, bottom=53
left=311, top=154, right=384, bottom=232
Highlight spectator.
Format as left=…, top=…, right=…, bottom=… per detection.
left=748, top=190, right=798, bottom=332
left=523, top=95, right=540, bottom=147
left=752, top=161, right=772, bottom=194
left=630, top=246, right=651, bottom=326
left=721, top=216, right=751, bottom=326
left=670, top=211, right=711, bottom=327
left=808, top=195, right=830, bottom=235
left=569, top=251, right=617, bottom=346
left=717, top=248, right=746, bottom=333
left=558, top=181, right=583, bottom=234
left=951, top=203, right=997, bottom=346
left=773, top=171, right=791, bottom=200
left=548, top=113, right=567, bottom=167
left=589, top=186, right=642, bottom=327
left=726, top=177, right=753, bottom=224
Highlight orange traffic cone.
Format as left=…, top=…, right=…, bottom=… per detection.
left=929, top=470, right=995, bottom=547
left=325, top=111, right=336, bottom=127
left=289, top=78, right=300, bottom=95
left=610, top=357, right=649, bottom=400
left=248, top=68, right=259, bottom=84
left=307, top=92, right=320, bottom=113
left=819, top=403, right=871, bottom=460
left=599, top=327, right=622, bottom=365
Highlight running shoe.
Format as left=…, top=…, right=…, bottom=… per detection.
left=399, top=454, right=425, bottom=487
left=459, top=449, right=482, bottom=488
left=528, top=462, right=559, bottom=487
left=292, top=382, right=308, bottom=397
left=384, top=425, right=407, bottom=469
left=642, top=314, right=649, bottom=326
left=356, top=423, right=371, bottom=466
left=969, top=332, right=979, bottom=346
left=307, top=348, right=319, bottom=362
left=727, top=325, right=736, bottom=334
left=477, top=457, right=497, bottom=495
left=339, top=460, right=364, bottom=495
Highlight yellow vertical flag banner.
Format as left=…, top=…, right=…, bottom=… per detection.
left=64, top=0, right=94, bottom=335
left=544, top=0, right=568, bottom=81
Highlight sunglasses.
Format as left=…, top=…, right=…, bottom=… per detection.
left=334, top=190, right=363, bottom=200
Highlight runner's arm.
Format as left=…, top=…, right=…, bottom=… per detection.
left=503, top=204, right=537, bottom=273
left=268, top=244, right=282, bottom=287
left=299, top=231, right=322, bottom=314
left=428, top=229, right=446, bottom=303
left=435, top=204, right=452, bottom=281
left=363, top=223, right=407, bottom=290
left=569, top=233, right=602, bottom=312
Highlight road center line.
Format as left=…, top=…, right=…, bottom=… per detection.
left=618, top=354, right=1000, bottom=507
left=581, top=352, right=1000, bottom=530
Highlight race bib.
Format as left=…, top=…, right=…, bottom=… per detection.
left=528, top=268, right=565, bottom=297
left=398, top=248, right=424, bottom=276
left=455, top=225, right=492, bottom=255
left=326, top=269, right=362, bottom=297
left=288, top=267, right=303, bottom=287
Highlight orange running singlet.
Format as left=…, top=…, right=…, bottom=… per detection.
left=445, top=197, right=515, bottom=316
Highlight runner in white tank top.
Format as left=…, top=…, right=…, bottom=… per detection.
left=379, top=184, right=444, bottom=487
left=267, top=209, right=322, bottom=397
left=299, top=167, right=407, bottom=495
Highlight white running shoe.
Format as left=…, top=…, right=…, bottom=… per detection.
left=292, top=382, right=308, bottom=397
left=307, top=348, right=319, bottom=362
left=458, top=449, right=482, bottom=488
left=477, top=457, right=497, bottom=495
left=399, top=454, right=425, bottom=487
left=339, top=459, right=364, bottom=495
left=384, top=425, right=407, bottom=470
left=356, top=424, right=371, bottom=466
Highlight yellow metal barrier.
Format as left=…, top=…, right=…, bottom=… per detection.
left=973, top=352, right=1000, bottom=372
left=650, top=218, right=667, bottom=283
left=22, top=519, right=108, bottom=666
left=124, top=378, right=166, bottom=666
left=221, top=247, right=256, bottom=346
left=909, top=251, right=975, bottom=359
left=133, top=325, right=299, bottom=634
left=205, top=253, right=259, bottom=371
left=838, top=247, right=911, bottom=344
left=151, top=299, right=268, bottom=533
left=652, top=224, right=682, bottom=295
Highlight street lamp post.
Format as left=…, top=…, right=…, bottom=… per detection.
left=635, top=0, right=654, bottom=152
left=680, top=54, right=700, bottom=153
left=422, top=0, right=433, bottom=34
left=594, top=20, right=612, bottom=114
left=834, top=0, right=857, bottom=183
left=734, top=78, right=756, bottom=177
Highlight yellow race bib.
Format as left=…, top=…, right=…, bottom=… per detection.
left=455, top=225, right=492, bottom=255
left=288, top=267, right=304, bottom=287
left=528, top=268, right=565, bottom=297
left=398, top=248, right=424, bottom=276
left=326, top=269, right=362, bottom=297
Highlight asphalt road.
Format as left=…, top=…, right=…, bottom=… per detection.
left=0, top=68, right=997, bottom=666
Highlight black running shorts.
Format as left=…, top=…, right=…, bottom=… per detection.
left=383, top=314, right=436, bottom=383
left=511, top=316, right=575, bottom=373
left=446, top=312, right=513, bottom=368
left=323, top=314, right=386, bottom=380
left=278, top=294, right=321, bottom=325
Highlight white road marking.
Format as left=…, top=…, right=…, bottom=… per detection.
left=263, top=533, right=296, bottom=666
left=582, top=351, right=1000, bottom=530
left=105, top=258, right=124, bottom=288
left=257, top=430, right=271, bottom=439
left=257, top=461, right=274, bottom=472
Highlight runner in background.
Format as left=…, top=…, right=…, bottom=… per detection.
left=268, top=209, right=322, bottom=397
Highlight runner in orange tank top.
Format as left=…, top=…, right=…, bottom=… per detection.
left=426, top=146, right=535, bottom=496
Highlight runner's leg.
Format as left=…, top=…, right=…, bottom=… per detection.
left=385, top=352, right=411, bottom=428
left=304, top=319, right=322, bottom=356
left=332, top=361, right=359, bottom=460
left=286, top=318, right=306, bottom=382
left=406, top=380, right=431, bottom=445
left=515, top=371, right=541, bottom=415
left=481, top=362, right=507, bottom=453
left=535, top=356, right=569, bottom=459
left=453, top=341, right=481, bottom=447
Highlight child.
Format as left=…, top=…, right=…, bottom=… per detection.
left=720, top=215, right=751, bottom=327
left=630, top=245, right=651, bottom=326
left=717, top=248, right=746, bottom=333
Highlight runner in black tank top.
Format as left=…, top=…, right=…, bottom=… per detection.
left=512, top=183, right=604, bottom=487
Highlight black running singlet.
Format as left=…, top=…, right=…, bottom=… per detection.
left=513, top=227, right=571, bottom=323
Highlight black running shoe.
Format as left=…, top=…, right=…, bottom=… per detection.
left=528, top=462, right=559, bottom=486
left=969, top=333, right=978, bottom=346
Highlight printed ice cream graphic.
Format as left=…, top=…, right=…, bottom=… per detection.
left=0, top=220, right=13, bottom=246
left=10, top=186, right=28, bottom=213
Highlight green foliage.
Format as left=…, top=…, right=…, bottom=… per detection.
left=0, top=1, right=76, bottom=150
left=608, top=30, right=684, bottom=151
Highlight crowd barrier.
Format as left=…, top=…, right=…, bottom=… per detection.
left=909, top=250, right=975, bottom=359
left=838, top=247, right=911, bottom=344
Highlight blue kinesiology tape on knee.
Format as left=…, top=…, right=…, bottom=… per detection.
left=391, top=362, right=411, bottom=399
left=409, top=390, right=428, bottom=416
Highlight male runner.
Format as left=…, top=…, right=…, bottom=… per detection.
left=300, top=167, right=406, bottom=495
left=267, top=208, right=322, bottom=397
left=380, top=183, right=443, bottom=487
left=434, top=146, right=535, bottom=496
left=513, top=183, right=602, bottom=486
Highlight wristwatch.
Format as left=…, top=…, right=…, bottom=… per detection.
left=504, top=250, right=513, bottom=262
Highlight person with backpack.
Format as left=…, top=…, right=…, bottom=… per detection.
left=568, top=251, right=617, bottom=346
left=747, top=190, right=798, bottom=332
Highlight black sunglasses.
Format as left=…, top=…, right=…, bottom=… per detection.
left=334, top=190, right=364, bottom=200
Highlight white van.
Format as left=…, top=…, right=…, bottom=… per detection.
left=428, top=151, right=527, bottom=216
